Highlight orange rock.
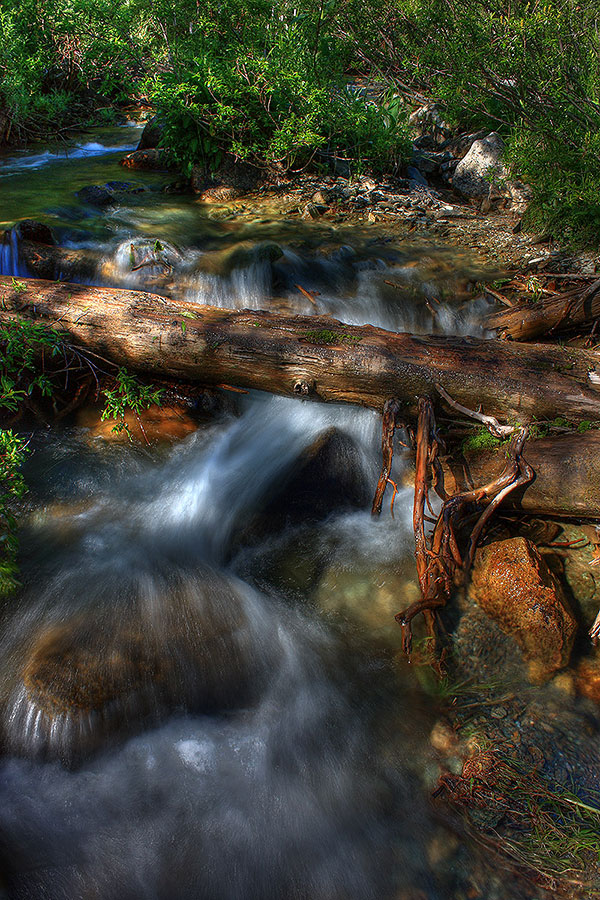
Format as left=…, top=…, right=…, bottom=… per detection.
left=574, top=656, right=600, bottom=705
left=77, top=402, right=198, bottom=443
left=120, top=148, right=167, bottom=170
left=470, top=537, right=577, bottom=682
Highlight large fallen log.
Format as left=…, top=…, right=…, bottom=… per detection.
left=2, top=277, right=600, bottom=423
left=487, top=278, right=600, bottom=341
left=440, top=431, right=600, bottom=519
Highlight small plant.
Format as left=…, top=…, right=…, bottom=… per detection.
left=461, top=426, right=504, bottom=453
left=100, top=368, right=163, bottom=436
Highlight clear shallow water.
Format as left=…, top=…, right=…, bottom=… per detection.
left=0, top=131, right=499, bottom=899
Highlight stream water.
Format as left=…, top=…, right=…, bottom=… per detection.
left=0, top=125, right=505, bottom=899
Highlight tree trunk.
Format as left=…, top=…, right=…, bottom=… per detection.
left=440, top=432, right=600, bottom=519
left=486, top=278, right=600, bottom=341
left=2, top=276, right=600, bottom=423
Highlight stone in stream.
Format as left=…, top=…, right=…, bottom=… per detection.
left=4, top=572, right=268, bottom=764
left=120, top=148, right=168, bottom=171
left=469, top=536, right=577, bottom=683
left=15, top=219, right=55, bottom=245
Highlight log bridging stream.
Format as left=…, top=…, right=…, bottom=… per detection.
left=2, top=276, right=600, bottom=423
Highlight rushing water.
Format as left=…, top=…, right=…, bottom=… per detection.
left=0, top=128, right=503, bottom=899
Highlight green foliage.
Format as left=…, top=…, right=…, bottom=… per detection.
left=100, top=368, right=164, bottom=435
left=0, top=319, right=163, bottom=594
left=0, top=430, right=28, bottom=596
left=349, top=0, right=600, bottom=245
left=0, top=317, right=63, bottom=597
left=146, top=1, right=410, bottom=175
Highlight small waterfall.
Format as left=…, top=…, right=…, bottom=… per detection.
left=0, top=227, right=29, bottom=277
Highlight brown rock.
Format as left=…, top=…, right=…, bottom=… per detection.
left=574, top=655, right=600, bottom=705
left=120, top=148, right=167, bottom=170
left=470, top=537, right=577, bottom=682
left=77, top=402, right=199, bottom=443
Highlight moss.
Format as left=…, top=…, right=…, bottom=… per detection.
left=462, top=427, right=503, bottom=452
left=302, top=329, right=362, bottom=346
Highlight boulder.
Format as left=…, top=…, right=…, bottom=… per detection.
left=234, top=428, right=370, bottom=548
left=452, top=132, right=507, bottom=199
left=77, top=184, right=116, bottom=206
left=4, top=570, right=267, bottom=762
left=137, top=115, right=164, bottom=151
left=120, top=148, right=167, bottom=171
left=470, top=537, right=577, bottom=682
left=15, top=220, right=55, bottom=246
left=195, top=240, right=283, bottom=277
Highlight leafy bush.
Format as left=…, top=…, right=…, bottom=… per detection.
left=347, top=0, right=600, bottom=245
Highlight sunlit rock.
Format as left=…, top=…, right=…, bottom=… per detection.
left=470, top=537, right=577, bottom=682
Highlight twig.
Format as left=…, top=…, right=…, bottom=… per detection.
left=436, top=384, right=515, bottom=439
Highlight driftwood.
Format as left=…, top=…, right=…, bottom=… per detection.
left=2, top=278, right=600, bottom=425
left=487, top=278, right=600, bottom=341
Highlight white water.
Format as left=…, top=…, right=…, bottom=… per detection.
left=0, top=129, right=498, bottom=899
left=0, top=140, right=137, bottom=177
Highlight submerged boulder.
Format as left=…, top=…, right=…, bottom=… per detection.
left=470, top=537, right=577, bottom=682
left=4, top=570, right=269, bottom=763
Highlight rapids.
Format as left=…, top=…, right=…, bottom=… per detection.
left=0, top=126, right=497, bottom=899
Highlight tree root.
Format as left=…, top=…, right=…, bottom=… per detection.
left=391, top=397, right=533, bottom=655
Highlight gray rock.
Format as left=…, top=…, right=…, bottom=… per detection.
left=408, top=102, right=451, bottom=147
left=452, top=132, right=507, bottom=199
left=407, top=166, right=429, bottom=187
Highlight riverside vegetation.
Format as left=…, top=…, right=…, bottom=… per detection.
left=1, top=0, right=600, bottom=242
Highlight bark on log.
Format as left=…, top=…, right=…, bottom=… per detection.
left=487, top=279, right=600, bottom=341
left=440, top=432, right=600, bottom=519
left=2, top=276, right=600, bottom=424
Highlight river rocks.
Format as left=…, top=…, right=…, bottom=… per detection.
left=15, top=219, right=55, bottom=245
left=17, top=240, right=98, bottom=282
left=452, top=131, right=507, bottom=199
left=76, top=181, right=145, bottom=207
left=470, top=537, right=577, bottom=682
left=4, top=569, right=267, bottom=763
left=77, top=184, right=116, bottom=206
left=195, top=240, right=284, bottom=277
left=120, top=148, right=167, bottom=170
left=137, top=114, right=164, bottom=150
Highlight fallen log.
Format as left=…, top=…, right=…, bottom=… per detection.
left=487, top=278, right=600, bottom=341
left=2, top=277, right=600, bottom=424
left=440, top=431, right=600, bottom=519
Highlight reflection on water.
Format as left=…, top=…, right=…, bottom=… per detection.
left=0, top=127, right=500, bottom=899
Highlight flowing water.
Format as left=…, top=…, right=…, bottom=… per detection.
left=0, top=126, right=505, bottom=899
